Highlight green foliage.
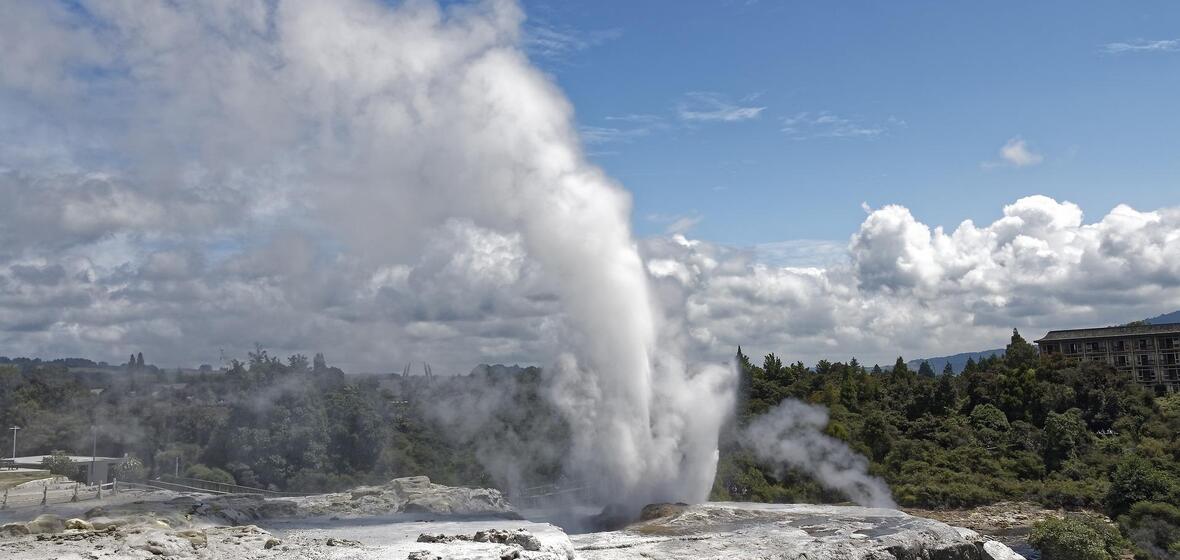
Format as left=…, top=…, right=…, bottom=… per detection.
left=40, top=450, right=78, bottom=477
left=1105, top=456, right=1178, bottom=518
left=1119, top=501, right=1180, bottom=559
left=1030, top=515, right=1126, bottom=560
left=184, top=464, right=236, bottom=485
left=118, top=457, right=146, bottom=481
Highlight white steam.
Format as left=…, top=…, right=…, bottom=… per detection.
left=743, top=399, right=896, bottom=508
left=0, top=0, right=732, bottom=508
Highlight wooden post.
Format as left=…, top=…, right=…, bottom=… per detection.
left=41, top=483, right=47, bottom=506
left=113, top=477, right=119, bottom=495
left=96, top=479, right=102, bottom=500
left=71, top=483, right=78, bottom=502
left=2, top=488, right=7, bottom=510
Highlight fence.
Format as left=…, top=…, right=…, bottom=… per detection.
left=0, top=480, right=122, bottom=511
left=155, top=475, right=315, bottom=497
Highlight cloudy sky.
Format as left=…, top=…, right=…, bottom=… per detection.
left=1, top=0, right=1179, bottom=372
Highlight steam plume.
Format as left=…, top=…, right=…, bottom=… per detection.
left=743, top=399, right=896, bottom=508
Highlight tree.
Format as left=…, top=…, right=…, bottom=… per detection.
left=918, top=361, right=935, bottom=378
left=136, top=352, right=144, bottom=368
left=942, top=362, right=954, bottom=376
left=1042, top=409, right=1090, bottom=472
left=1006, top=328, right=1038, bottom=370
left=41, top=450, right=78, bottom=478
left=129, top=354, right=136, bottom=369
left=963, top=357, right=977, bottom=374
left=313, top=353, right=327, bottom=372
left=891, top=357, right=911, bottom=381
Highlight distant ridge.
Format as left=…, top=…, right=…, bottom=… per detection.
left=907, top=349, right=1004, bottom=375
left=1145, top=310, right=1180, bottom=325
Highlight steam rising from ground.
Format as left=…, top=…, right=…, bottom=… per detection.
left=0, top=0, right=732, bottom=509
left=743, top=399, right=896, bottom=508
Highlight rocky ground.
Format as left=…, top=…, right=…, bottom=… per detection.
left=0, top=477, right=1028, bottom=560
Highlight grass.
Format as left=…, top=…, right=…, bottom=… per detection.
left=0, top=470, right=53, bottom=491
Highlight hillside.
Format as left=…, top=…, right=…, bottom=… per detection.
left=907, top=349, right=1005, bottom=375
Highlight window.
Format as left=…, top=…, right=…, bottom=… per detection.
left=1161, top=337, right=1179, bottom=350
left=1138, top=368, right=1156, bottom=382
left=1085, top=341, right=1105, bottom=352
left=1044, top=343, right=1059, bottom=354
left=1137, top=338, right=1153, bottom=350
left=1115, top=355, right=1129, bottom=366
left=1165, top=353, right=1178, bottom=366
left=1112, top=340, right=1127, bottom=352
left=1138, top=354, right=1155, bottom=366
left=1068, top=343, right=1081, bottom=354
left=1166, top=368, right=1180, bottom=381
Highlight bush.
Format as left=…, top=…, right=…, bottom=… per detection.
left=40, top=450, right=79, bottom=478
left=1030, top=515, right=1126, bottom=560
left=1119, top=501, right=1180, bottom=560
left=1105, top=456, right=1177, bottom=518
left=184, top=464, right=236, bottom=485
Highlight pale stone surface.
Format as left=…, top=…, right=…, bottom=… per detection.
left=571, top=502, right=1027, bottom=560
left=0, top=482, right=1025, bottom=560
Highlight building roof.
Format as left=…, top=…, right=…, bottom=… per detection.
left=1036, top=323, right=1180, bottom=343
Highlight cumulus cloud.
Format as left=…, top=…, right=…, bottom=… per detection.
left=643, top=196, right=1180, bottom=367
left=989, top=137, right=1044, bottom=168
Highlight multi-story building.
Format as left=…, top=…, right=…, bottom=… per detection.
left=1036, top=323, right=1180, bottom=396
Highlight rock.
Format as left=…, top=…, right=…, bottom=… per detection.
left=572, top=502, right=1025, bottom=560
left=174, top=529, right=208, bottom=549
left=1, top=522, right=30, bottom=537
left=408, top=551, right=443, bottom=560
left=298, top=475, right=516, bottom=518
left=64, top=518, right=94, bottom=531
left=639, top=503, right=689, bottom=521
left=125, top=531, right=199, bottom=557
left=25, top=514, right=65, bottom=534
left=982, top=540, right=1027, bottom=560
left=325, top=537, right=362, bottom=547
left=264, top=537, right=282, bottom=549
left=86, top=517, right=121, bottom=530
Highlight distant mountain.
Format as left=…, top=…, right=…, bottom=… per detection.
left=907, top=349, right=1005, bottom=375
left=1145, top=310, right=1180, bottom=325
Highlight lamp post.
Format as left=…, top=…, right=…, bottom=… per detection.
left=8, top=427, right=18, bottom=464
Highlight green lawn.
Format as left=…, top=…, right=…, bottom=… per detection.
left=0, top=470, right=52, bottom=491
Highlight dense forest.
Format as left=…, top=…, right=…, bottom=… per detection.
left=2, top=331, right=1179, bottom=557
left=715, top=330, right=1180, bottom=559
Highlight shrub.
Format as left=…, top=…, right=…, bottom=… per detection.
left=184, top=464, right=236, bottom=485
left=40, top=450, right=79, bottom=478
left=1105, top=456, right=1177, bottom=518
left=1118, top=501, right=1180, bottom=560
left=1030, top=515, right=1126, bottom=560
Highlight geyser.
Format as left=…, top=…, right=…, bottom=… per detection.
left=3, top=0, right=878, bottom=515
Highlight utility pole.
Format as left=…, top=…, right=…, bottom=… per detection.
left=9, top=426, right=18, bottom=463
left=90, top=425, right=97, bottom=487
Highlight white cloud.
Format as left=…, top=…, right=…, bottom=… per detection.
left=781, top=112, right=901, bottom=139
left=642, top=196, right=1180, bottom=367
left=524, top=22, right=621, bottom=60
left=677, top=92, right=765, bottom=122
left=987, top=137, right=1044, bottom=168
left=1103, top=39, right=1179, bottom=54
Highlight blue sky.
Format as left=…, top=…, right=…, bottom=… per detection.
left=524, top=0, right=1180, bottom=247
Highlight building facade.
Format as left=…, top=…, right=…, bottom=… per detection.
left=1036, top=324, right=1180, bottom=395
